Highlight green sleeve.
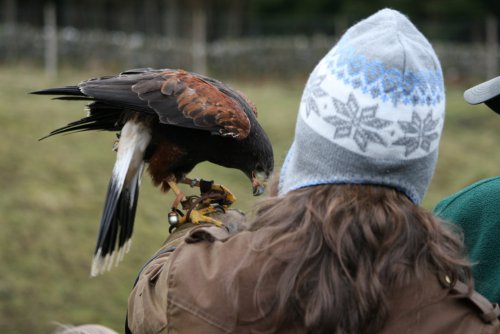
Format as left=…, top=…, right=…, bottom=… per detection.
left=433, top=176, right=500, bottom=304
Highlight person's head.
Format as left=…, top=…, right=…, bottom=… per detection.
left=243, top=8, right=469, bottom=334
left=250, top=183, right=469, bottom=333
left=279, top=8, right=446, bottom=204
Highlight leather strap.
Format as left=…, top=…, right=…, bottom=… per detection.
left=452, top=280, right=500, bottom=324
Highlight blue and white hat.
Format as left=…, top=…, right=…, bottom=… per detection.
left=279, top=8, right=445, bottom=204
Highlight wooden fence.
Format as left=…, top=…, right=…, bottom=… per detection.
left=0, top=24, right=498, bottom=82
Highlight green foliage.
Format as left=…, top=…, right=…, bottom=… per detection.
left=243, top=0, right=499, bottom=40
left=250, top=0, right=340, bottom=15
left=0, top=65, right=499, bottom=333
left=247, top=0, right=499, bottom=22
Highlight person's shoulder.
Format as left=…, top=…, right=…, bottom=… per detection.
left=434, top=176, right=500, bottom=217
left=381, top=276, right=500, bottom=334
left=167, top=228, right=269, bottom=333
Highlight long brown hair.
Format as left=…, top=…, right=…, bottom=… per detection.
left=241, top=183, right=471, bottom=333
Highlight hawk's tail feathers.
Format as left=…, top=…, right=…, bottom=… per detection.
left=33, top=86, right=123, bottom=140
left=91, top=163, right=143, bottom=277
left=38, top=103, right=123, bottom=140
left=91, top=120, right=150, bottom=277
left=31, top=86, right=84, bottom=97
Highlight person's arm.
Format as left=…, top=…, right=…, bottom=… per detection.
left=126, top=210, right=247, bottom=334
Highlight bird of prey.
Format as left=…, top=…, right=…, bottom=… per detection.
left=33, top=68, right=274, bottom=276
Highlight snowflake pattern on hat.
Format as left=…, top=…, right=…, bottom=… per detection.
left=326, top=43, right=444, bottom=108
left=303, top=70, right=328, bottom=118
left=323, top=93, right=392, bottom=152
left=301, top=77, right=442, bottom=157
left=299, top=37, right=445, bottom=158
left=393, top=110, right=440, bottom=156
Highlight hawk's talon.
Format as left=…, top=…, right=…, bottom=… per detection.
left=187, top=207, right=224, bottom=227
left=167, top=178, right=237, bottom=228
left=209, top=183, right=237, bottom=204
left=180, top=195, right=195, bottom=207
left=211, top=204, right=226, bottom=213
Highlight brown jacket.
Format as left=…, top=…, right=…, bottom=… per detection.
left=127, top=223, right=500, bottom=334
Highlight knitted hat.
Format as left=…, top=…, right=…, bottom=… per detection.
left=279, top=8, right=445, bottom=204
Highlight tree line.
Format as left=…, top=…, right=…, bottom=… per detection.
left=1, top=0, right=499, bottom=42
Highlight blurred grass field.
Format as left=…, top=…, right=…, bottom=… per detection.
left=0, top=64, right=499, bottom=333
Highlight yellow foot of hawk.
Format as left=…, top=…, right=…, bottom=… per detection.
left=166, top=178, right=237, bottom=228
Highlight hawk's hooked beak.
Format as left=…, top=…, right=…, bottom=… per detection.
left=252, top=171, right=267, bottom=196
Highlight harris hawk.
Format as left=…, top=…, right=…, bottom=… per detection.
left=33, top=68, right=274, bottom=276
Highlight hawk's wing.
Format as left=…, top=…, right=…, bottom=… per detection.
left=79, top=69, right=253, bottom=139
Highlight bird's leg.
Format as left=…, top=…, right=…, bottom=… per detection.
left=166, top=180, right=188, bottom=226
left=165, top=177, right=238, bottom=228
left=180, top=177, right=237, bottom=207
left=167, top=180, right=186, bottom=207
left=166, top=179, right=224, bottom=227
